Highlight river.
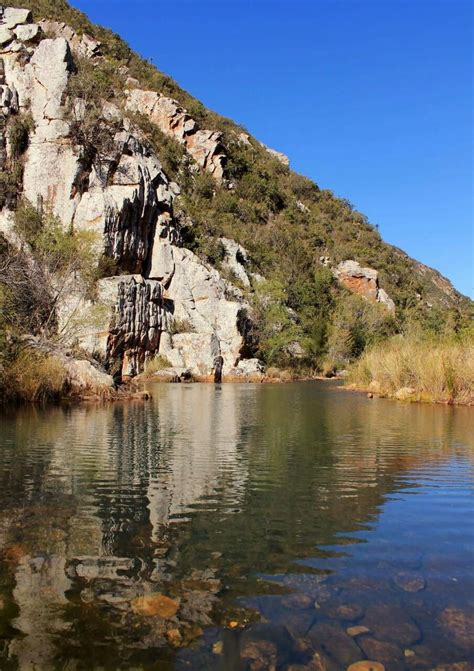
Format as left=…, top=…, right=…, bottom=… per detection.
left=0, top=381, right=473, bottom=670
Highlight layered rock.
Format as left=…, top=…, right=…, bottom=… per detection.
left=334, top=260, right=396, bottom=312
left=126, top=88, right=226, bottom=181
left=106, top=275, right=165, bottom=378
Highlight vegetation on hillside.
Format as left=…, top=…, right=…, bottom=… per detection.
left=0, top=0, right=471, bottom=401
left=0, top=200, right=101, bottom=401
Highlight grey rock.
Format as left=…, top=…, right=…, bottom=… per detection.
left=13, top=23, right=40, bottom=42
left=2, top=7, right=32, bottom=29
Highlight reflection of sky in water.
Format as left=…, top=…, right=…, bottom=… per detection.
left=0, top=382, right=473, bottom=669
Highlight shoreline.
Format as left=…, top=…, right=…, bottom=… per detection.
left=3, top=374, right=472, bottom=407
left=343, top=382, right=474, bottom=407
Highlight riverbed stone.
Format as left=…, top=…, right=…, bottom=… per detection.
left=347, top=662, right=385, bottom=671
left=325, top=601, right=365, bottom=621
left=308, top=622, right=363, bottom=666
left=347, top=625, right=371, bottom=637
left=131, top=593, right=179, bottom=618
left=282, top=593, right=315, bottom=610
left=438, top=607, right=474, bottom=650
left=358, top=637, right=404, bottom=668
left=362, top=603, right=421, bottom=646
left=240, top=639, right=278, bottom=671
left=393, top=571, right=426, bottom=593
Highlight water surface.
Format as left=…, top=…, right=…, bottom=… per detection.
left=0, top=382, right=473, bottom=670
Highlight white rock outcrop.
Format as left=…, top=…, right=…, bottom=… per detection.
left=0, top=6, right=260, bottom=380
left=126, top=88, right=226, bottom=181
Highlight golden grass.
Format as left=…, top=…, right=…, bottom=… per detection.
left=8, top=350, right=68, bottom=402
left=348, top=335, right=474, bottom=404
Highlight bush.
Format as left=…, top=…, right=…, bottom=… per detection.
left=8, top=349, right=67, bottom=402
left=2, top=200, right=100, bottom=338
left=8, top=112, right=35, bottom=159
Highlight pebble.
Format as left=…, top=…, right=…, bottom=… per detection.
left=347, top=625, right=370, bottom=637
left=212, top=641, right=224, bottom=655
left=347, top=662, right=385, bottom=671
left=166, top=628, right=182, bottom=646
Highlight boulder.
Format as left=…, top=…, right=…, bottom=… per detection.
left=394, top=387, right=416, bottom=401
left=13, top=23, right=41, bottom=42
left=61, top=358, right=114, bottom=391
left=334, top=260, right=395, bottom=312
left=0, top=26, right=13, bottom=46
left=2, top=7, right=32, bottom=29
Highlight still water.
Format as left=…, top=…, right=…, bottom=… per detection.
left=0, top=381, right=473, bottom=670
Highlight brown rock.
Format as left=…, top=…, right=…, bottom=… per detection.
left=358, top=637, right=403, bottom=664
left=240, top=639, right=278, bottom=671
left=393, top=571, right=426, bottom=593
left=166, top=628, right=182, bottom=646
left=212, top=641, right=224, bottom=655
left=347, top=625, right=371, bottom=637
left=131, top=593, right=179, bottom=618
left=439, top=607, right=474, bottom=650
left=282, top=593, right=315, bottom=610
left=362, top=603, right=421, bottom=646
left=347, top=662, right=385, bottom=671
left=308, top=622, right=363, bottom=666
left=333, top=603, right=365, bottom=621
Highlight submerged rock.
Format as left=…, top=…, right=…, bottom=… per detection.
left=438, top=607, right=474, bottom=650
left=131, top=593, right=179, bottom=619
left=393, top=571, right=426, bottom=593
left=362, top=603, right=421, bottom=646
left=347, top=662, right=385, bottom=671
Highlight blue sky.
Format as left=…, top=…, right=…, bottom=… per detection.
left=72, top=0, right=473, bottom=298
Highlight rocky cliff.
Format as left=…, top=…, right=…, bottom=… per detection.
left=0, top=2, right=470, bottom=394
left=0, top=6, right=262, bottom=384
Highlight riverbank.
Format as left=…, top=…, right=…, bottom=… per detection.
left=347, top=334, right=474, bottom=406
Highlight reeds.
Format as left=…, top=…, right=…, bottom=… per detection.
left=347, top=335, right=474, bottom=404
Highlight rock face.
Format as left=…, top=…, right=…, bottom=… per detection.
left=259, top=141, right=290, bottom=167
left=39, top=19, right=101, bottom=58
left=0, top=5, right=258, bottom=381
left=334, top=260, right=396, bottom=312
left=126, top=88, right=226, bottom=181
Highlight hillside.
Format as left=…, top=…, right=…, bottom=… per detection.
left=0, top=1, right=471, bottom=399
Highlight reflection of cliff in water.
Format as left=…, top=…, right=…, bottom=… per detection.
left=0, top=382, right=472, bottom=669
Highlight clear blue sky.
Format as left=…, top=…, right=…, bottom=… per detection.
left=72, top=0, right=473, bottom=298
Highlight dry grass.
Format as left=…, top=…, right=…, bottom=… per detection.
left=8, top=350, right=68, bottom=402
left=348, top=335, right=474, bottom=404
left=143, top=354, right=173, bottom=375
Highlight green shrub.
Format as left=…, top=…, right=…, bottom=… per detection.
left=8, top=112, right=35, bottom=159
